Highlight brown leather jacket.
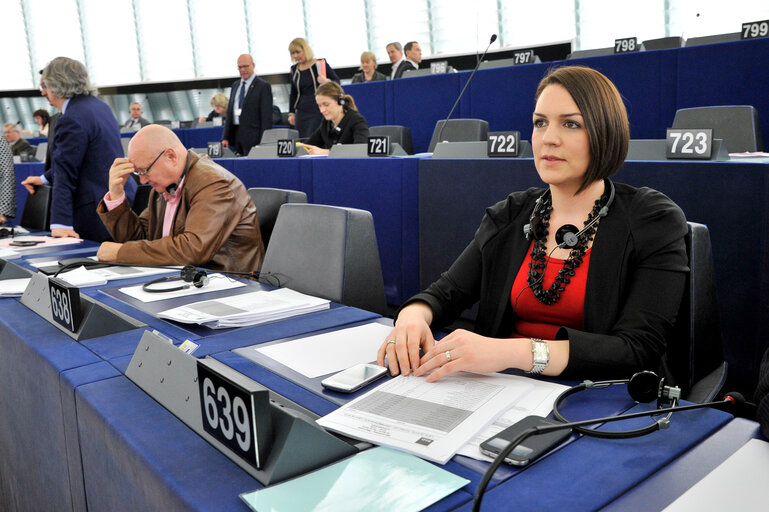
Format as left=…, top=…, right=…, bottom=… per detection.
left=97, top=151, right=264, bottom=272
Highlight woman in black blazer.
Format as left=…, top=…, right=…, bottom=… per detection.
left=377, top=66, right=689, bottom=383
left=287, top=37, right=340, bottom=138
left=301, top=82, right=370, bottom=155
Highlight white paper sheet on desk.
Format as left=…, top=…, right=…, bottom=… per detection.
left=30, top=257, right=177, bottom=282
left=118, top=273, right=245, bottom=302
left=0, top=278, right=31, bottom=297
left=0, top=247, right=20, bottom=259
left=156, top=287, right=330, bottom=328
left=254, top=322, right=393, bottom=378
left=456, top=378, right=569, bottom=461
left=56, top=266, right=108, bottom=287
left=317, top=372, right=533, bottom=464
left=0, top=236, right=83, bottom=250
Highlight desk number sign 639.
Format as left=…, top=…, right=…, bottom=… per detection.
left=197, top=361, right=265, bottom=468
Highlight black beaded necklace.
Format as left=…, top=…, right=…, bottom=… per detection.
left=526, top=193, right=606, bottom=305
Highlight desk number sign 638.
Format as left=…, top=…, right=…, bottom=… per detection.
left=197, top=361, right=265, bottom=468
left=48, top=277, right=82, bottom=332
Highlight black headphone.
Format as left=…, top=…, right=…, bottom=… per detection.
left=165, top=152, right=191, bottom=195
left=551, top=370, right=681, bottom=439
left=142, top=265, right=209, bottom=293
left=523, top=179, right=616, bottom=248
left=338, top=96, right=346, bottom=106
left=0, top=227, right=14, bottom=239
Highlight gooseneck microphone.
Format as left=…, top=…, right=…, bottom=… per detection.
left=471, top=391, right=745, bottom=511
left=433, top=34, right=497, bottom=147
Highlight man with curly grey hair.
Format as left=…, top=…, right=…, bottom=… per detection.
left=21, top=56, right=135, bottom=241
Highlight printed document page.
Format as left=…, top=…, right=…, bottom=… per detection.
left=456, top=378, right=569, bottom=461
left=157, top=287, right=330, bottom=328
left=317, top=372, right=533, bottom=464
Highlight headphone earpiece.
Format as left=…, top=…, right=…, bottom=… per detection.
left=555, top=224, right=580, bottom=247
left=142, top=265, right=208, bottom=293
left=180, top=265, right=209, bottom=288
left=338, top=96, right=346, bottom=106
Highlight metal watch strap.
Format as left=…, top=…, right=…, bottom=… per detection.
left=527, top=337, right=549, bottom=374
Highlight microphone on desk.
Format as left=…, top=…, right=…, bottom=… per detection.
left=472, top=386, right=745, bottom=512
left=433, top=34, right=497, bottom=147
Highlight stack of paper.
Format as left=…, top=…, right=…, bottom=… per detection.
left=318, top=372, right=532, bottom=464
left=0, top=278, right=30, bottom=297
left=156, top=287, right=330, bottom=328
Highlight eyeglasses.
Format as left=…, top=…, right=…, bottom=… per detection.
left=132, top=149, right=166, bottom=177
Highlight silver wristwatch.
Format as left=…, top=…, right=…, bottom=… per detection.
left=527, top=337, right=549, bottom=374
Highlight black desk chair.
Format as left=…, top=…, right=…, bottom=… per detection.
left=261, top=203, right=387, bottom=316
left=428, top=119, right=489, bottom=152
left=369, top=125, right=414, bottom=155
left=20, top=184, right=52, bottom=231
left=246, top=187, right=307, bottom=247
left=668, top=222, right=728, bottom=403
left=672, top=105, right=764, bottom=153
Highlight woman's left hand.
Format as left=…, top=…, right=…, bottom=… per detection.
left=317, top=75, right=330, bottom=84
left=413, top=329, right=520, bottom=382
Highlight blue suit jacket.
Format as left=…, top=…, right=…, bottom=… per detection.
left=44, top=95, right=135, bottom=241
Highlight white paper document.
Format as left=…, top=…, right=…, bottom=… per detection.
left=0, top=247, right=20, bottom=259
left=118, top=273, right=245, bottom=302
left=0, top=236, right=83, bottom=250
left=317, top=372, right=533, bottom=464
left=0, top=278, right=31, bottom=297
left=156, top=287, right=330, bottom=329
left=253, top=322, right=393, bottom=378
left=456, top=378, right=569, bottom=461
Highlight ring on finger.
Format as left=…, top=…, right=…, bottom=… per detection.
left=386, top=339, right=396, bottom=346
left=445, top=350, right=452, bottom=362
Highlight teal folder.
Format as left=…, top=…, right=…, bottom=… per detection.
left=240, top=446, right=469, bottom=511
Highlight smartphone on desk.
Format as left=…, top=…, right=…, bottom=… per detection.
left=321, top=363, right=387, bottom=393
left=480, top=415, right=572, bottom=466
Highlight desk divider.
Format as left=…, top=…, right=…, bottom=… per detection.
left=126, top=330, right=358, bottom=486
left=19, top=272, right=145, bottom=341
left=0, top=259, right=33, bottom=279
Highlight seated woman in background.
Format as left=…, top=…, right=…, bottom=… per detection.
left=33, top=109, right=50, bottom=136
left=378, top=65, right=689, bottom=383
left=301, top=82, right=370, bottom=155
left=201, top=93, right=228, bottom=123
left=351, top=51, right=387, bottom=83
left=288, top=37, right=340, bottom=138
left=21, top=109, right=50, bottom=137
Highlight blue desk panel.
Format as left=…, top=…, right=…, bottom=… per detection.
left=0, top=299, right=107, bottom=512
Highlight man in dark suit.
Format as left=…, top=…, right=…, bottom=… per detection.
left=387, top=42, right=414, bottom=80
left=403, top=41, right=422, bottom=73
left=122, top=102, right=150, bottom=131
left=21, top=57, right=135, bottom=241
left=3, top=124, right=33, bottom=157
left=221, top=54, right=273, bottom=156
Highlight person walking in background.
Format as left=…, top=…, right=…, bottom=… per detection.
left=287, top=37, right=340, bottom=138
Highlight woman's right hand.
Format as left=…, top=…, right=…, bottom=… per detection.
left=288, top=113, right=295, bottom=126
left=377, top=302, right=434, bottom=376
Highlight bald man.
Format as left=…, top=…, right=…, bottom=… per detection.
left=221, top=54, right=273, bottom=155
left=96, top=125, right=264, bottom=272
